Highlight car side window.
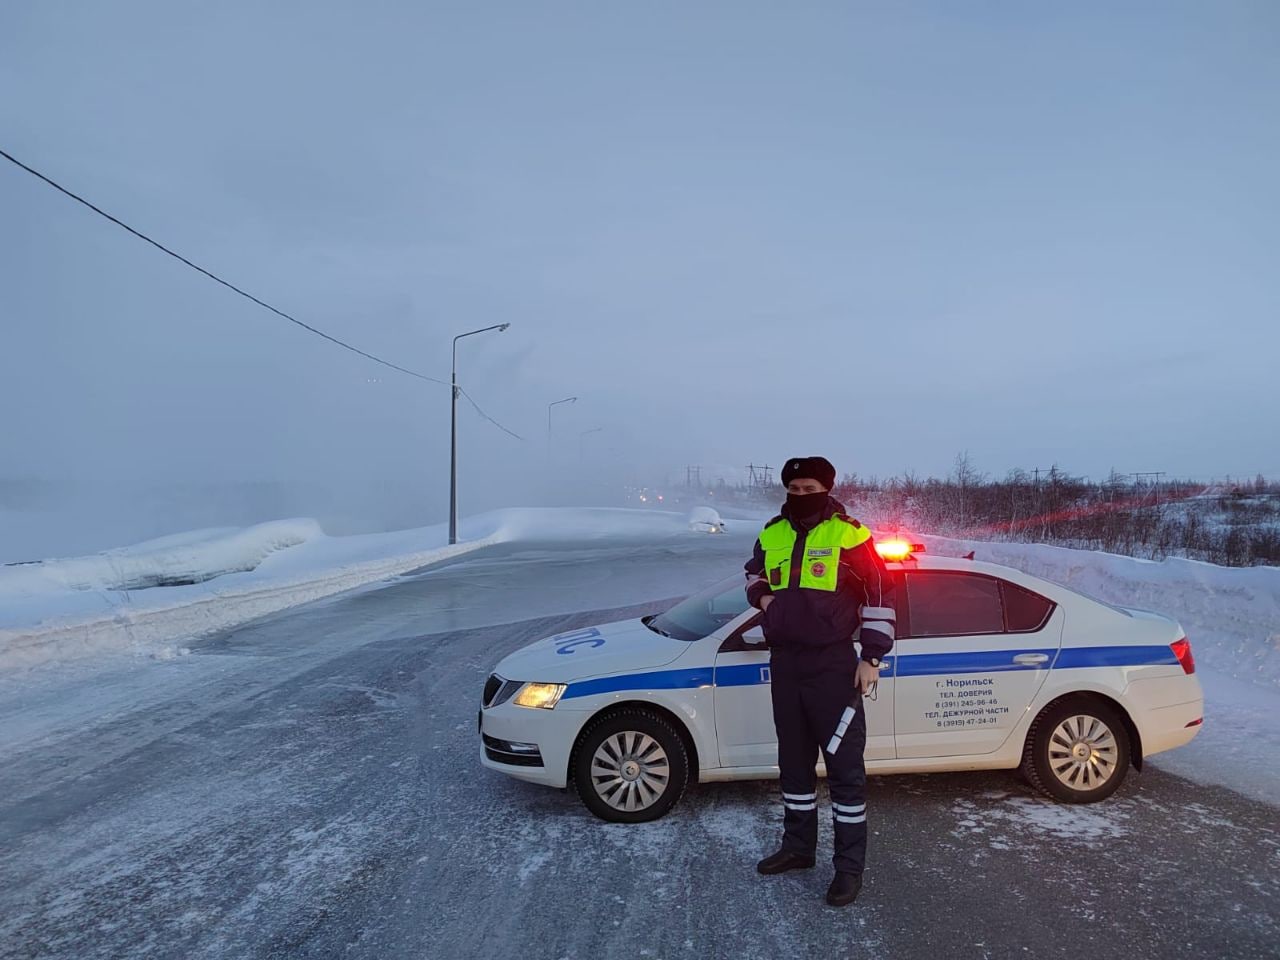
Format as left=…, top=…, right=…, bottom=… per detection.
left=1002, top=581, right=1055, bottom=632
left=904, top=572, right=1004, bottom=637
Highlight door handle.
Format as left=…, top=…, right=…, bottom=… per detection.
left=1012, top=653, right=1049, bottom=666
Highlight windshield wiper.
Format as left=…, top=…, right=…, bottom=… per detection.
left=642, top=616, right=675, bottom=638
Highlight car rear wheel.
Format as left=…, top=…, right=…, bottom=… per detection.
left=573, top=708, right=689, bottom=823
left=1022, top=697, right=1131, bottom=803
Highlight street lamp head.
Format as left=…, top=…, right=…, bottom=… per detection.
left=498, top=323, right=511, bottom=331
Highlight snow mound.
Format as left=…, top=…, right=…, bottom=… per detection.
left=2, top=519, right=323, bottom=592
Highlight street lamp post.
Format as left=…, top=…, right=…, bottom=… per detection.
left=547, top=396, right=577, bottom=449
left=450, top=323, right=510, bottom=545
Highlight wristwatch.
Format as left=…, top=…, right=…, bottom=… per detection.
left=865, top=656, right=882, bottom=669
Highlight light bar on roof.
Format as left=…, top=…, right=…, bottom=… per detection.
left=875, top=538, right=925, bottom=561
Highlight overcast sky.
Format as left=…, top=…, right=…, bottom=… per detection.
left=2, top=2, right=1277, bottom=556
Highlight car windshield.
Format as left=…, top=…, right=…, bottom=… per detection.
left=646, top=575, right=753, bottom=642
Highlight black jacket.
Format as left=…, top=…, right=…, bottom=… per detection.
left=743, top=497, right=895, bottom=662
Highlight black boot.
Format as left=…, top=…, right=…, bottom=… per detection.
left=756, top=849, right=816, bottom=875
left=825, top=871, right=862, bottom=906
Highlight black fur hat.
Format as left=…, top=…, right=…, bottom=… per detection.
left=780, top=456, right=836, bottom=490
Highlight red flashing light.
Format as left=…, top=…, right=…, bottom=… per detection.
left=1171, top=636, right=1196, bottom=675
left=875, top=539, right=925, bottom=561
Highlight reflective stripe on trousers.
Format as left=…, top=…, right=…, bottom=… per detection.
left=770, top=651, right=869, bottom=876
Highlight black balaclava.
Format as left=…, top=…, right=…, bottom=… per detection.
left=785, top=489, right=829, bottom=525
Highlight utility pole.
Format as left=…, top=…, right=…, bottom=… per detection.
left=1027, top=468, right=1050, bottom=539
left=1131, top=472, right=1166, bottom=511
left=450, top=323, right=510, bottom=545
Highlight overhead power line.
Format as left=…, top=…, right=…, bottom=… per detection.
left=0, top=146, right=448, bottom=386
left=459, top=386, right=523, bottom=441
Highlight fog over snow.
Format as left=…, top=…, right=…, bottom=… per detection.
left=2, top=2, right=1277, bottom=561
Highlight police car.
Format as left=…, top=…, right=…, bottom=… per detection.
left=479, top=541, right=1203, bottom=822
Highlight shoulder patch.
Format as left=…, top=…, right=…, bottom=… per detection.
left=835, top=514, right=862, bottom=528
left=763, top=514, right=785, bottom=528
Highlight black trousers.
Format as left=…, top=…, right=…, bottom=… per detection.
left=770, top=648, right=868, bottom=875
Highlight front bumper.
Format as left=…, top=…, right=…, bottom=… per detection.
left=479, top=698, right=576, bottom=788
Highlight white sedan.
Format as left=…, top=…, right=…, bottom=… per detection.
left=479, top=545, right=1203, bottom=822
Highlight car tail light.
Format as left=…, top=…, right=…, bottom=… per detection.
left=875, top=539, right=925, bottom=561
left=1185, top=717, right=1203, bottom=727
left=1170, top=636, right=1196, bottom=675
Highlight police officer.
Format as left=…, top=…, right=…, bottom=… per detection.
left=744, top=456, right=896, bottom=907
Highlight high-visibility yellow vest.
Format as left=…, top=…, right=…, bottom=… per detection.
left=758, top=515, right=871, bottom=592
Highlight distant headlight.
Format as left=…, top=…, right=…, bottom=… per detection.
left=512, top=682, right=567, bottom=709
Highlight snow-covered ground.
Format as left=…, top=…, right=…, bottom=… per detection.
left=0, top=508, right=733, bottom=670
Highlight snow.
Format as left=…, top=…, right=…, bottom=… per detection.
left=1140, top=664, right=1280, bottom=804
left=950, top=794, right=1132, bottom=843
left=0, top=508, right=717, bottom=670
left=2, top=519, right=324, bottom=592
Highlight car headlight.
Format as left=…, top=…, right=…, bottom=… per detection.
left=512, top=682, right=567, bottom=709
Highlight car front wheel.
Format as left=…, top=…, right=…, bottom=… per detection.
left=1022, top=697, right=1131, bottom=803
left=572, top=708, right=690, bottom=823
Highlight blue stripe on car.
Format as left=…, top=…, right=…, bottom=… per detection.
left=564, top=667, right=714, bottom=700
left=1054, top=644, right=1179, bottom=668
left=893, top=648, right=1059, bottom=677
left=712, top=663, right=771, bottom=688
left=560, top=644, right=1179, bottom=699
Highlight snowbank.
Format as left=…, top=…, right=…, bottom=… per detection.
left=2, top=519, right=324, bottom=592
left=921, top=534, right=1280, bottom=690
left=0, top=508, right=709, bottom=670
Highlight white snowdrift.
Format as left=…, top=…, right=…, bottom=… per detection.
left=3, top=519, right=324, bottom=592
left=0, top=508, right=707, bottom=670
left=921, top=534, right=1280, bottom=690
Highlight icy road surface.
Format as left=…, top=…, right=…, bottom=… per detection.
left=2, top=536, right=1278, bottom=960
